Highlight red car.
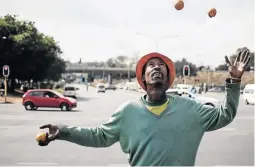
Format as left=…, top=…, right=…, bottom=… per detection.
left=22, top=89, right=77, bottom=111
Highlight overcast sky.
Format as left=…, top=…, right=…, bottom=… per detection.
left=0, top=0, right=254, bottom=67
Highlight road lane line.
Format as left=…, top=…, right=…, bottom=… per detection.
left=108, top=164, right=128, bottom=166
left=16, top=162, right=58, bottom=165
left=235, top=116, right=254, bottom=120
left=218, top=127, right=236, bottom=131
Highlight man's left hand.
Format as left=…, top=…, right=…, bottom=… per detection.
left=225, top=49, right=251, bottom=80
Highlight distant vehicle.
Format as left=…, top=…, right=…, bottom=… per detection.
left=166, top=89, right=220, bottom=107
left=22, top=89, right=77, bottom=111
left=243, top=84, right=255, bottom=105
left=97, top=84, right=106, bottom=93
left=208, top=87, right=222, bottom=92
left=240, top=89, right=244, bottom=94
left=175, top=84, right=193, bottom=90
left=105, top=84, right=116, bottom=90
left=63, top=85, right=79, bottom=99
left=116, top=83, right=124, bottom=89
left=125, top=82, right=138, bottom=91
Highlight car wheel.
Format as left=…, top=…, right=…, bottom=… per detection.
left=60, top=103, right=71, bottom=111
left=33, top=107, right=38, bottom=110
left=245, top=99, right=249, bottom=105
left=24, top=102, right=34, bottom=111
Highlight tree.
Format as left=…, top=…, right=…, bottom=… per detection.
left=197, top=66, right=206, bottom=71
left=115, top=55, right=128, bottom=68
left=215, top=64, right=228, bottom=71
left=105, top=58, right=115, bottom=67
left=46, top=57, right=66, bottom=81
left=0, top=15, right=65, bottom=89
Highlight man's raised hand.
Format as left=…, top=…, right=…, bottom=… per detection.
left=225, top=49, right=251, bottom=80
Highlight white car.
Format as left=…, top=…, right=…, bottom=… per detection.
left=243, top=84, right=255, bottom=105
left=63, top=86, right=79, bottom=99
left=166, top=89, right=220, bottom=107
left=97, top=84, right=106, bottom=93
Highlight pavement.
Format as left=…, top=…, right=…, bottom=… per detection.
left=0, top=84, right=254, bottom=166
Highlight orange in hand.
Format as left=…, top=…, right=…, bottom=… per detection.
left=36, top=132, right=47, bottom=142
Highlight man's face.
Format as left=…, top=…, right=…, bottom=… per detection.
left=144, top=58, right=168, bottom=86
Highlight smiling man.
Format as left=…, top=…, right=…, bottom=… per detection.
left=39, top=51, right=250, bottom=166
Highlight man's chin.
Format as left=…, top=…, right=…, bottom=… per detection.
left=149, top=81, right=164, bottom=88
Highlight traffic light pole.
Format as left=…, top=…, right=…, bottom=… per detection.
left=2, top=65, right=10, bottom=103
left=4, top=76, right=7, bottom=103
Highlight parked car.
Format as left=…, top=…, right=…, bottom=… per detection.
left=208, top=87, right=222, bottom=92
left=243, top=84, right=255, bottom=105
left=97, top=83, right=106, bottom=93
left=63, top=85, right=79, bottom=99
left=105, top=84, right=116, bottom=90
left=22, top=89, right=77, bottom=111
left=166, top=89, right=220, bottom=107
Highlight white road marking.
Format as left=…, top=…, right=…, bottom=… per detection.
left=235, top=116, right=254, bottom=120
left=218, top=127, right=236, bottom=131
left=108, top=164, right=128, bottom=166
left=16, top=162, right=58, bottom=165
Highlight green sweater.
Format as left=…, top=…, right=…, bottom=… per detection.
left=58, top=79, right=240, bottom=166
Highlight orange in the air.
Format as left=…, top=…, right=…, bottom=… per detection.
left=36, top=132, right=47, bottom=142
left=208, top=8, right=217, bottom=18
left=175, top=0, right=184, bottom=10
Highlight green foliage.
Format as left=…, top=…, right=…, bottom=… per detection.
left=0, top=15, right=65, bottom=81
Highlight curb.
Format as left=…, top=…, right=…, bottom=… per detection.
left=0, top=101, right=14, bottom=104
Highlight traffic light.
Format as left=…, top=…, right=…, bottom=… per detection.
left=2, top=65, right=10, bottom=77
left=183, top=65, right=190, bottom=76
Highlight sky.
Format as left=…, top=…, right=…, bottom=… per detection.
left=0, top=0, right=254, bottom=67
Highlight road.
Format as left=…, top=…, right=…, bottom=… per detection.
left=0, top=84, right=254, bottom=166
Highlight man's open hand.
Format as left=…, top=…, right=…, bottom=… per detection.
left=38, top=124, right=60, bottom=146
left=225, top=49, right=251, bottom=80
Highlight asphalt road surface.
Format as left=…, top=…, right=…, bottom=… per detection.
left=0, top=84, right=254, bottom=166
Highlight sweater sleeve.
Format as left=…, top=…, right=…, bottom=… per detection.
left=194, top=78, right=241, bottom=132
left=56, top=102, right=126, bottom=147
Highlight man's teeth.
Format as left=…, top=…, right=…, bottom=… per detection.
left=153, top=73, right=162, bottom=77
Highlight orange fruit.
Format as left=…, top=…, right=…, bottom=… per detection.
left=36, top=132, right=47, bottom=142
left=175, top=0, right=184, bottom=10
left=208, top=8, right=217, bottom=18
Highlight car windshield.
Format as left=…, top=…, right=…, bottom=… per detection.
left=65, top=87, right=75, bottom=91
left=99, top=86, right=104, bottom=88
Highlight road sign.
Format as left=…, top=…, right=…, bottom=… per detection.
left=3, top=65, right=10, bottom=77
